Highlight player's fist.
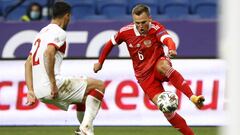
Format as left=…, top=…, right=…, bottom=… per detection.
left=168, top=50, right=177, bottom=58
left=50, top=83, right=58, bottom=99
left=26, top=91, right=36, bottom=106
left=93, top=62, right=102, bottom=73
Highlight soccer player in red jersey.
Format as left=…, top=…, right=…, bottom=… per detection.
left=94, top=4, right=205, bottom=135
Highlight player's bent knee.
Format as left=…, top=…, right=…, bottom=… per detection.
left=156, top=62, right=171, bottom=74
left=96, top=80, right=105, bottom=93
left=86, top=77, right=105, bottom=93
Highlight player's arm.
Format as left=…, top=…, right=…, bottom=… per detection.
left=94, top=30, right=123, bottom=73
left=25, top=55, right=36, bottom=105
left=157, top=26, right=177, bottom=58
left=162, top=37, right=177, bottom=58
left=93, top=40, right=114, bottom=73
left=44, top=45, right=58, bottom=98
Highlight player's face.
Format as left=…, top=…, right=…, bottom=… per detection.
left=133, top=12, right=151, bottom=35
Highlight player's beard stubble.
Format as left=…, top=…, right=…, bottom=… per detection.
left=63, top=25, right=68, bottom=30
left=63, top=20, right=69, bottom=30
left=63, top=17, right=70, bottom=30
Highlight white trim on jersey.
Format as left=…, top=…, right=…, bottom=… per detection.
left=111, top=35, right=118, bottom=45
left=160, top=34, right=172, bottom=43
left=133, top=24, right=141, bottom=36
left=120, top=24, right=134, bottom=33
left=150, top=22, right=160, bottom=30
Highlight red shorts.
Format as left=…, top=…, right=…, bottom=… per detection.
left=139, top=56, right=172, bottom=100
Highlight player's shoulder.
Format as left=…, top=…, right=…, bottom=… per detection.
left=150, top=21, right=165, bottom=31
left=43, top=24, right=66, bottom=36
left=119, top=23, right=134, bottom=33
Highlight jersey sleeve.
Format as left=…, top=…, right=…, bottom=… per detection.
left=48, top=31, right=66, bottom=49
left=156, top=24, right=176, bottom=50
left=99, top=28, right=124, bottom=64
left=99, top=40, right=114, bottom=65
left=156, top=25, right=170, bottom=43
left=110, top=30, right=124, bottom=45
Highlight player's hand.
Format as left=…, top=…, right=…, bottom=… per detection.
left=50, top=83, right=58, bottom=99
left=93, top=62, right=102, bottom=73
left=26, top=91, right=36, bottom=106
left=190, top=95, right=205, bottom=109
left=168, top=50, right=177, bottom=58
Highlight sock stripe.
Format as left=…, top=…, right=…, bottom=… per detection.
left=88, top=89, right=104, bottom=101
left=166, top=67, right=175, bottom=78
left=165, top=68, right=174, bottom=78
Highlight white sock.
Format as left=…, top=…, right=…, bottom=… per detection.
left=81, top=95, right=101, bottom=127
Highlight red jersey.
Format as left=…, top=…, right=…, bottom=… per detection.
left=110, top=21, right=173, bottom=81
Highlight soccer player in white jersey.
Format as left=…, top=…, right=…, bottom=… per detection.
left=24, top=2, right=104, bottom=135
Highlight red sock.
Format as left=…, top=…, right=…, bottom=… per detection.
left=88, top=89, right=104, bottom=101
left=76, top=89, right=104, bottom=111
left=76, top=103, right=86, bottom=111
left=167, top=113, right=194, bottom=135
left=166, top=68, right=193, bottom=98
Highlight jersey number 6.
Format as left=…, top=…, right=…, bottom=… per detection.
left=138, top=51, right=144, bottom=60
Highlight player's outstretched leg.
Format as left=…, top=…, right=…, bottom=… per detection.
left=156, top=59, right=205, bottom=108
left=166, top=68, right=205, bottom=108
left=76, top=78, right=105, bottom=135
left=164, top=112, right=194, bottom=135
left=152, top=93, right=194, bottom=135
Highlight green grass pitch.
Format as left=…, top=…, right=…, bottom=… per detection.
left=0, top=126, right=219, bottom=135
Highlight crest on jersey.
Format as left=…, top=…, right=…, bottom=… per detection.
left=144, top=40, right=152, bottom=47
left=54, top=37, right=60, bottom=43
left=136, top=44, right=141, bottom=48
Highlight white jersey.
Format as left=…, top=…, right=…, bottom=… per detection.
left=30, top=24, right=66, bottom=98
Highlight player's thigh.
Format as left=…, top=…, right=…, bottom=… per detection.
left=58, top=76, right=88, bottom=103
left=85, top=77, right=105, bottom=93
left=154, top=57, right=173, bottom=81
left=155, top=56, right=172, bottom=74
left=39, top=77, right=88, bottom=110
left=140, top=78, right=164, bottom=104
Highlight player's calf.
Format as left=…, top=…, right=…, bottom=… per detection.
left=79, top=78, right=105, bottom=135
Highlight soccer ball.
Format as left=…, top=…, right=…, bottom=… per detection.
left=157, top=91, right=178, bottom=113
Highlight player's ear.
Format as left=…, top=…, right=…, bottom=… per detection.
left=67, top=13, right=71, bottom=18
left=64, top=13, right=70, bottom=19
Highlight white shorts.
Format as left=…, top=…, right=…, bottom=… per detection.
left=40, top=76, right=88, bottom=111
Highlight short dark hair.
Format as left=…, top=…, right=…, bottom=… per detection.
left=52, top=2, right=71, bottom=19
left=132, top=4, right=150, bottom=16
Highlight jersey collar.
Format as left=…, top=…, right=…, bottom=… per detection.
left=133, top=24, right=140, bottom=36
